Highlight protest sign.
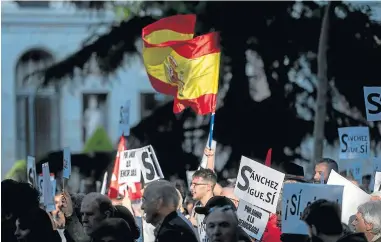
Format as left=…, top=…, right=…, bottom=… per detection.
left=281, top=183, right=344, bottom=234
left=38, top=173, right=56, bottom=204
left=27, top=156, right=37, bottom=188
left=234, top=156, right=285, bottom=213
left=42, top=163, right=55, bottom=212
left=374, top=172, right=381, bottom=192
left=237, top=199, right=270, bottom=240
left=347, top=161, right=362, bottom=184
left=199, top=138, right=217, bottom=169
left=118, top=149, right=142, bottom=184
left=119, top=100, right=131, bottom=136
left=338, top=127, right=370, bottom=160
left=363, top=87, right=381, bottom=121
left=63, top=147, right=71, bottom=179
left=327, top=170, right=371, bottom=224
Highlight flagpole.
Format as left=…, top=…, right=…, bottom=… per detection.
left=208, top=113, right=215, bottom=148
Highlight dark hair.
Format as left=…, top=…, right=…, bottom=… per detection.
left=17, top=208, right=61, bottom=242
left=317, top=158, right=338, bottom=173
left=2, top=180, right=40, bottom=218
left=114, top=205, right=140, bottom=240
left=301, top=199, right=342, bottom=235
left=192, top=169, right=217, bottom=187
left=92, top=218, right=134, bottom=242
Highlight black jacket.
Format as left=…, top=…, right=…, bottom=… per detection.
left=155, top=211, right=199, bottom=242
left=337, top=233, right=370, bottom=242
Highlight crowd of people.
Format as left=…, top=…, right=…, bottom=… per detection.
left=2, top=149, right=381, bottom=242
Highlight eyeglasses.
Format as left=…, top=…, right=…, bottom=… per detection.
left=191, top=183, right=209, bottom=187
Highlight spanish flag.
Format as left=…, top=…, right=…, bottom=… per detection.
left=142, top=14, right=220, bottom=115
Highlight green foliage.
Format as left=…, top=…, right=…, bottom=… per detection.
left=82, top=127, right=114, bottom=153
left=36, top=1, right=381, bottom=176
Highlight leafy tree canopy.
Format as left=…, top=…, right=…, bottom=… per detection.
left=34, top=1, right=381, bottom=178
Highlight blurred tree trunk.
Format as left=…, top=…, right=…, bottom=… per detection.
left=313, top=2, right=334, bottom=162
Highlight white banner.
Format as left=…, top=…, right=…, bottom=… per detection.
left=374, top=172, right=381, bottom=192
left=338, top=127, right=370, bottom=160
left=237, top=199, right=270, bottom=240
left=327, top=170, right=371, bottom=224
left=27, top=156, right=37, bottom=188
left=234, top=156, right=285, bottom=213
left=281, top=183, right=344, bottom=235
left=364, top=86, right=381, bottom=121
left=118, top=149, right=142, bottom=184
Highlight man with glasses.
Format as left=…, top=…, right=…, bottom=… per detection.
left=189, top=168, right=217, bottom=241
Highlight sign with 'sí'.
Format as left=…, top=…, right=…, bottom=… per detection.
left=281, top=183, right=344, bottom=235
left=338, top=127, right=370, bottom=160
left=364, top=86, right=381, bottom=121
left=234, top=156, right=285, bottom=213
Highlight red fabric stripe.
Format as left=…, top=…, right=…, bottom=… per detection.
left=173, top=93, right=217, bottom=115
left=147, top=74, right=177, bottom=96
left=108, top=136, right=126, bottom=199
left=142, top=14, right=196, bottom=37
left=147, top=73, right=216, bottom=115
left=144, top=32, right=221, bottom=59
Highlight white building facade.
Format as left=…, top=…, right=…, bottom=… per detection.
left=1, top=2, right=160, bottom=177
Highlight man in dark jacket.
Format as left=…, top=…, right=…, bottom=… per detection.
left=141, top=180, right=198, bottom=242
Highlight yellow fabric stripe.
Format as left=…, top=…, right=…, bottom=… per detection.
left=144, top=29, right=194, bottom=45
left=143, top=48, right=220, bottom=100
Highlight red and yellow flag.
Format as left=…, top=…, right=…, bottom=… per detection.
left=142, top=14, right=220, bottom=115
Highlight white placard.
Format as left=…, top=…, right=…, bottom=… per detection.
left=281, top=183, right=344, bottom=235
left=374, top=172, right=381, bottom=192
left=118, top=149, right=142, bottom=184
left=347, top=161, right=362, bottom=184
left=364, top=87, right=381, bottom=121
left=125, top=145, right=163, bottom=184
left=338, top=127, right=370, bottom=160
left=199, top=138, right=217, bottom=169
left=63, top=147, right=71, bottom=179
left=237, top=200, right=270, bottom=240
left=38, top=173, right=56, bottom=204
left=42, top=163, right=55, bottom=212
left=119, top=100, right=131, bottom=136
left=234, top=156, right=285, bottom=213
left=327, top=170, right=371, bottom=224
left=27, top=156, right=37, bottom=188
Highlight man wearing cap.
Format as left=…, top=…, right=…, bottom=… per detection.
left=195, top=196, right=252, bottom=242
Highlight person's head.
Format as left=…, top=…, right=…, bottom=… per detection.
left=362, top=175, right=371, bottom=189
left=205, top=206, right=239, bottom=242
left=91, top=218, right=134, bottom=242
left=141, top=180, right=179, bottom=226
left=371, top=191, right=381, bottom=201
left=302, top=199, right=343, bottom=239
left=172, top=179, right=187, bottom=201
left=88, top=95, right=98, bottom=108
left=195, top=196, right=236, bottom=218
left=2, top=180, right=40, bottom=221
left=80, top=192, right=114, bottom=236
left=114, top=205, right=140, bottom=240
left=221, top=187, right=239, bottom=208
left=191, top=169, right=217, bottom=201
left=15, top=207, right=58, bottom=242
left=313, top=158, right=338, bottom=183
left=352, top=200, right=381, bottom=241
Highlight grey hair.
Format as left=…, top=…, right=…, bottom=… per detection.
left=358, top=201, right=381, bottom=235
left=145, top=180, right=179, bottom=208
left=82, top=192, right=114, bottom=215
